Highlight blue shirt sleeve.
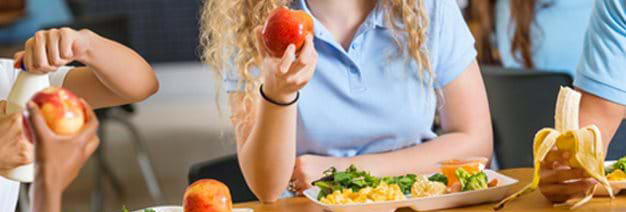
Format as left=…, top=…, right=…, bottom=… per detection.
left=575, top=0, right=626, bottom=106
left=431, top=0, right=477, bottom=88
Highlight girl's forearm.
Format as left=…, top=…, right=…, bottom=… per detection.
left=238, top=99, right=298, bottom=203
left=80, top=30, right=158, bottom=101
left=350, top=132, right=492, bottom=177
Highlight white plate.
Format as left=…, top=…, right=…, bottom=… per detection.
left=134, top=206, right=253, bottom=212
left=303, top=169, right=518, bottom=212
left=595, top=161, right=626, bottom=196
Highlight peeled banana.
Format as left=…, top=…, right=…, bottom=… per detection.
left=494, top=87, right=613, bottom=210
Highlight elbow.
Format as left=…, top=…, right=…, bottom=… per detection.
left=248, top=183, right=284, bottom=204
left=125, top=72, right=160, bottom=102
left=258, top=195, right=280, bottom=204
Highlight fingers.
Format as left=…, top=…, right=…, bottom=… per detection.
left=32, top=31, right=51, bottom=72
left=278, top=44, right=296, bottom=74
left=541, top=149, right=571, bottom=169
left=26, top=101, right=54, bottom=140
left=21, top=28, right=78, bottom=73
left=540, top=168, right=589, bottom=184
left=83, top=136, right=99, bottom=161
left=540, top=179, right=596, bottom=203
left=12, top=51, right=25, bottom=69
left=74, top=99, right=99, bottom=144
left=298, top=34, right=315, bottom=62
left=254, top=26, right=267, bottom=58
left=45, top=29, right=64, bottom=67
left=59, top=28, right=74, bottom=59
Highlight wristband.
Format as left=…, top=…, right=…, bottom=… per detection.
left=259, top=84, right=299, bottom=106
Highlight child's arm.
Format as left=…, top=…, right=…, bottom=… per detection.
left=14, top=28, right=159, bottom=109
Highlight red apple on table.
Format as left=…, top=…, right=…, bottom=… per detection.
left=31, top=87, right=85, bottom=135
left=183, top=179, right=233, bottom=212
left=262, top=6, right=314, bottom=57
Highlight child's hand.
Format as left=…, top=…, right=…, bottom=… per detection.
left=27, top=99, right=99, bottom=192
left=14, top=28, right=94, bottom=74
left=255, top=26, right=317, bottom=104
left=539, top=148, right=596, bottom=203
left=0, top=100, right=33, bottom=176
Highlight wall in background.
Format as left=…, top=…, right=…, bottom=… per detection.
left=83, top=0, right=202, bottom=63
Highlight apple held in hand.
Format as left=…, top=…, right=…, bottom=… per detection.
left=183, top=179, right=233, bottom=212
left=31, top=87, right=85, bottom=135
left=262, top=6, right=314, bottom=57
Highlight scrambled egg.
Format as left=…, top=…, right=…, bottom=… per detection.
left=411, top=175, right=447, bottom=198
left=607, top=169, right=626, bottom=181
left=320, top=182, right=405, bottom=205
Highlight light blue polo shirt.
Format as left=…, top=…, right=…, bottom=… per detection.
left=495, top=0, right=594, bottom=76
left=575, top=0, right=626, bottom=106
left=226, top=0, right=476, bottom=157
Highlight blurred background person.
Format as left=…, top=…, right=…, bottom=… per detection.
left=464, top=0, right=625, bottom=160
left=465, top=0, right=594, bottom=76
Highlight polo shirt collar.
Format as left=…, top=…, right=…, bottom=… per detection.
left=294, top=0, right=388, bottom=30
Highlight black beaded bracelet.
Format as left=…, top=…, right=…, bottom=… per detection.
left=259, top=84, right=299, bottom=106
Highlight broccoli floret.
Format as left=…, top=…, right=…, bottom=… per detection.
left=428, top=173, right=448, bottom=185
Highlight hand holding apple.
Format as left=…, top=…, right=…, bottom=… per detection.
left=31, top=87, right=85, bottom=135
left=256, top=24, right=317, bottom=104
left=183, top=179, right=233, bottom=212
left=28, top=98, right=99, bottom=212
left=262, top=7, right=314, bottom=57
left=0, top=100, right=33, bottom=175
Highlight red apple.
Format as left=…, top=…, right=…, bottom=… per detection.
left=31, top=87, right=85, bottom=135
left=183, top=179, right=232, bottom=212
left=262, top=7, right=314, bottom=57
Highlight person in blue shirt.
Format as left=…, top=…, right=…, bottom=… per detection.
left=539, top=0, right=626, bottom=203
left=494, top=0, right=594, bottom=76
left=201, top=0, right=492, bottom=202
left=0, top=0, right=73, bottom=44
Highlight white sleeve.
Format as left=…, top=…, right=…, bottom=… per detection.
left=0, top=177, right=19, bottom=212
left=49, top=66, right=73, bottom=87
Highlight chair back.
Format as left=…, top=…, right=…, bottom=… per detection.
left=482, top=66, right=572, bottom=169
left=188, top=155, right=257, bottom=203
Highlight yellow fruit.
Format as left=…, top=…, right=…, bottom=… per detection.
left=495, top=87, right=613, bottom=210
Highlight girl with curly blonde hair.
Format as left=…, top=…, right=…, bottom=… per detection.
left=201, top=0, right=492, bottom=202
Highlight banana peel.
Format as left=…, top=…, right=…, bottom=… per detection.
left=494, top=87, right=613, bottom=210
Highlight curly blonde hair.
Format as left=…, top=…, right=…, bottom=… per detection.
left=200, top=0, right=433, bottom=104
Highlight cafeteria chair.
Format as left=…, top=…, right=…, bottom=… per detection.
left=481, top=66, right=573, bottom=169
left=188, top=155, right=258, bottom=203
left=606, top=121, right=626, bottom=160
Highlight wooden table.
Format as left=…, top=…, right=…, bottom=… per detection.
left=234, top=168, right=626, bottom=212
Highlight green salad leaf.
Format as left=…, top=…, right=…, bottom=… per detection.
left=608, top=156, right=626, bottom=174
left=312, top=165, right=380, bottom=199
left=381, top=174, right=417, bottom=195
left=455, top=167, right=488, bottom=191
left=428, top=173, right=448, bottom=185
